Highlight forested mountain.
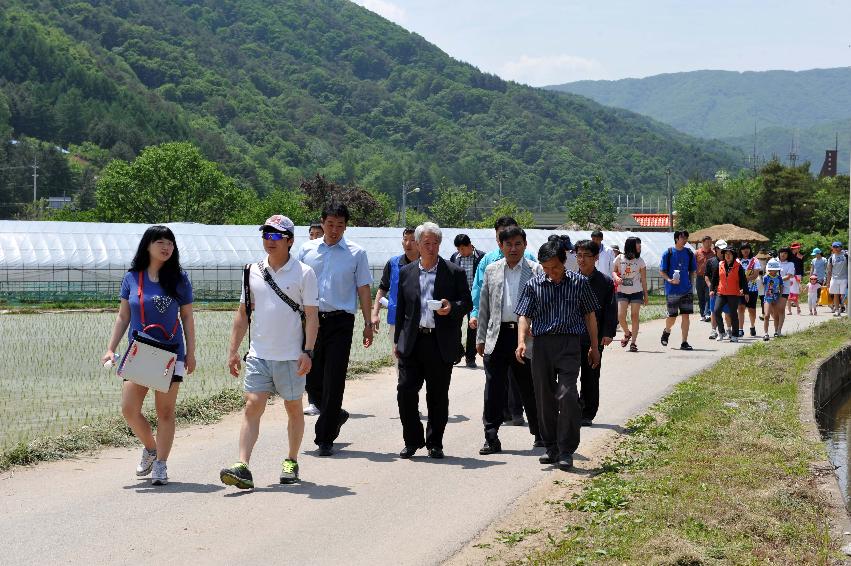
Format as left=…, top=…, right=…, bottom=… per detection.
left=548, top=68, right=851, bottom=173
left=0, top=0, right=740, bottom=218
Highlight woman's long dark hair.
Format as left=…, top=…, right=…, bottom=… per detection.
left=624, top=237, right=641, bottom=260
left=129, top=225, right=184, bottom=299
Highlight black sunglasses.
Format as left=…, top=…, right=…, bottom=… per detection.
left=262, top=232, right=289, bottom=241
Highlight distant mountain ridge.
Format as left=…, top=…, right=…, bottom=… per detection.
left=547, top=68, right=851, bottom=172
left=0, top=0, right=740, bottom=217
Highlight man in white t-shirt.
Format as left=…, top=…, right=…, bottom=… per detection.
left=825, top=241, right=849, bottom=316
left=591, top=230, right=615, bottom=277
left=221, top=215, right=320, bottom=489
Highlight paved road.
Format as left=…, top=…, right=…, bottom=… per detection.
left=0, top=314, right=826, bottom=565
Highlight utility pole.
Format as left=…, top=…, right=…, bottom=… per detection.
left=32, top=153, right=39, bottom=202
left=665, top=166, right=673, bottom=229
left=847, top=148, right=850, bottom=320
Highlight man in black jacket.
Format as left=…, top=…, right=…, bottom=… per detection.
left=450, top=234, right=485, bottom=368
left=574, top=239, right=618, bottom=427
left=395, top=223, right=473, bottom=459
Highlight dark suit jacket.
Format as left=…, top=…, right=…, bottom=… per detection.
left=394, top=256, right=473, bottom=364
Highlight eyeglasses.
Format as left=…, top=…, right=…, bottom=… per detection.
left=262, top=232, right=289, bottom=241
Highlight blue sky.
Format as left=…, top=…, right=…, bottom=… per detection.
left=352, top=0, right=851, bottom=86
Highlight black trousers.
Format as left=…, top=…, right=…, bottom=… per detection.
left=459, top=315, right=477, bottom=363
left=398, top=331, right=453, bottom=449
left=695, top=275, right=709, bottom=317
left=483, top=323, right=539, bottom=439
left=578, top=342, right=604, bottom=421
left=306, top=312, right=354, bottom=445
left=531, top=334, right=582, bottom=456
left=714, top=295, right=740, bottom=336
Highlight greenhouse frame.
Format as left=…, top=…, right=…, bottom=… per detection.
left=0, top=221, right=683, bottom=302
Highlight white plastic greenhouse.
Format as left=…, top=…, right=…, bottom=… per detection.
left=0, top=221, right=684, bottom=301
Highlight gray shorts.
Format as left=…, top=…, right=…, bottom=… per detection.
left=244, top=356, right=304, bottom=401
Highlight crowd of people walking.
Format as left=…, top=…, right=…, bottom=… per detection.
left=102, top=212, right=848, bottom=487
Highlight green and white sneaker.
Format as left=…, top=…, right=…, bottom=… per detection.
left=280, top=459, right=299, bottom=484
left=220, top=462, right=254, bottom=490
left=136, top=447, right=157, bottom=476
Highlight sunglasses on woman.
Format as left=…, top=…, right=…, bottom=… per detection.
left=262, top=232, right=289, bottom=241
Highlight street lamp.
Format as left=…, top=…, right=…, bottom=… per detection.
left=401, top=184, right=420, bottom=227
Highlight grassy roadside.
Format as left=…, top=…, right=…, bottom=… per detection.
left=0, top=355, right=395, bottom=473
left=520, top=318, right=850, bottom=565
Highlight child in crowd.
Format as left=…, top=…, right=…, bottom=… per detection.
left=762, top=259, right=783, bottom=341
left=787, top=275, right=801, bottom=315
left=807, top=275, right=821, bottom=316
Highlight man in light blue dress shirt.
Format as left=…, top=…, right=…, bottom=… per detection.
left=298, top=203, right=374, bottom=456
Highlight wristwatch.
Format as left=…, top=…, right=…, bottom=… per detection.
left=302, top=349, right=314, bottom=359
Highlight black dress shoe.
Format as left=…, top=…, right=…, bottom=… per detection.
left=465, top=360, right=478, bottom=369
left=538, top=451, right=557, bottom=464
left=557, top=453, right=574, bottom=471
left=317, top=443, right=334, bottom=457
left=479, top=439, right=502, bottom=455
left=336, top=409, right=350, bottom=437
left=428, top=447, right=444, bottom=459
left=399, top=445, right=422, bottom=459
left=532, top=438, right=546, bottom=448
left=580, top=418, right=593, bottom=427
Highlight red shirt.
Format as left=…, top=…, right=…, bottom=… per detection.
left=695, top=247, right=714, bottom=277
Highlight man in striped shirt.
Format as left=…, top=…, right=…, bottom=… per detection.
left=515, top=240, right=600, bottom=471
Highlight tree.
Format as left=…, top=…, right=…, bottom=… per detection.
left=228, top=188, right=312, bottom=226
left=94, top=142, right=244, bottom=223
left=757, top=160, right=817, bottom=235
left=428, top=184, right=478, bottom=228
left=477, top=197, right=535, bottom=229
left=299, top=174, right=392, bottom=226
left=565, top=180, right=616, bottom=229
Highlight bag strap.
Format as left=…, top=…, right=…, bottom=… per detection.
left=259, top=260, right=305, bottom=320
left=137, top=271, right=180, bottom=339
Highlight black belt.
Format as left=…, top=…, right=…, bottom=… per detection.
left=501, top=321, right=518, bottom=329
left=319, top=310, right=349, bottom=318
left=418, top=327, right=435, bottom=334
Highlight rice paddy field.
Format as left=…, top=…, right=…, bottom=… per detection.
left=0, top=310, right=393, bottom=450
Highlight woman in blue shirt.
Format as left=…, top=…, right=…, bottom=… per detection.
left=102, top=226, right=196, bottom=485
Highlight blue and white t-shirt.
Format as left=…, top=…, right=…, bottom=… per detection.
left=120, top=271, right=193, bottom=362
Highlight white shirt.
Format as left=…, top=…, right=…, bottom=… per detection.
left=779, top=260, right=796, bottom=294
left=501, top=261, right=523, bottom=322
left=418, top=261, right=438, bottom=329
left=564, top=252, right=578, bottom=273
left=240, top=257, right=319, bottom=361
left=596, top=244, right=615, bottom=277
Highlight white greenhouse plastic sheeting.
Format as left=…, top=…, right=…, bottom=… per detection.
left=0, top=221, right=685, bottom=283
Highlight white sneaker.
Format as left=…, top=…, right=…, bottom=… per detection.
left=709, top=330, right=717, bottom=339
left=136, top=447, right=157, bottom=476
left=151, top=460, right=168, bottom=485
left=304, top=403, right=320, bottom=416
left=730, top=336, right=738, bottom=343
left=716, top=332, right=725, bottom=342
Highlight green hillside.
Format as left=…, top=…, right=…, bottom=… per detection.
left=0, top=0, right=741, bottom=218
left=548, top=68, right=851, bottom=173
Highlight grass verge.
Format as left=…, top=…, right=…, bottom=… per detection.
left=525, top=318, right=850, bottom=565
left=0, top=387, right=245, bottom=472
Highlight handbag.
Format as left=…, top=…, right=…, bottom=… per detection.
left=117, top=272, right=180, bottom=393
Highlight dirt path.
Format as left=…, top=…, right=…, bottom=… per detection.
left=0, top=313, right=826, bottom=565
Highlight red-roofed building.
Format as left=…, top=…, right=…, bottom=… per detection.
left=631, top=213, right=673, bottom=231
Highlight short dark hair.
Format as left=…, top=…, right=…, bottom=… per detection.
left=538, top=240, right=566, bottom=264
left=778, top=247, right=791, bottom=257
left=674, top=230, right=689, bottom=241
left=453, top=233, right=471, bottom=247
left=624, top=237, right=641, bottom=260
left=321, top=202, right=350, bottom=223
left=573, top=239, right=600, bottom=256
left=701, top=235, right=712, bottom=242
left=590, top=230, right=604, bottom=239
left=548, top=233, right=573, bottom=252
left=494, top=216, right=518, bottom=231
left=309, top=222, right=323, bottom=231
left=498, top=226, right=526, bottom=244
left=403, top=227, right=415, bottom=237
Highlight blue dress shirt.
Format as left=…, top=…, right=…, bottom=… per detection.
left=298, top=236, right=372, bottom=314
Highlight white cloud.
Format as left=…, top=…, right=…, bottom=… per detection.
left=498, top=54, right=607, bottom=87
left=351, top=0, right=407, bottom=25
